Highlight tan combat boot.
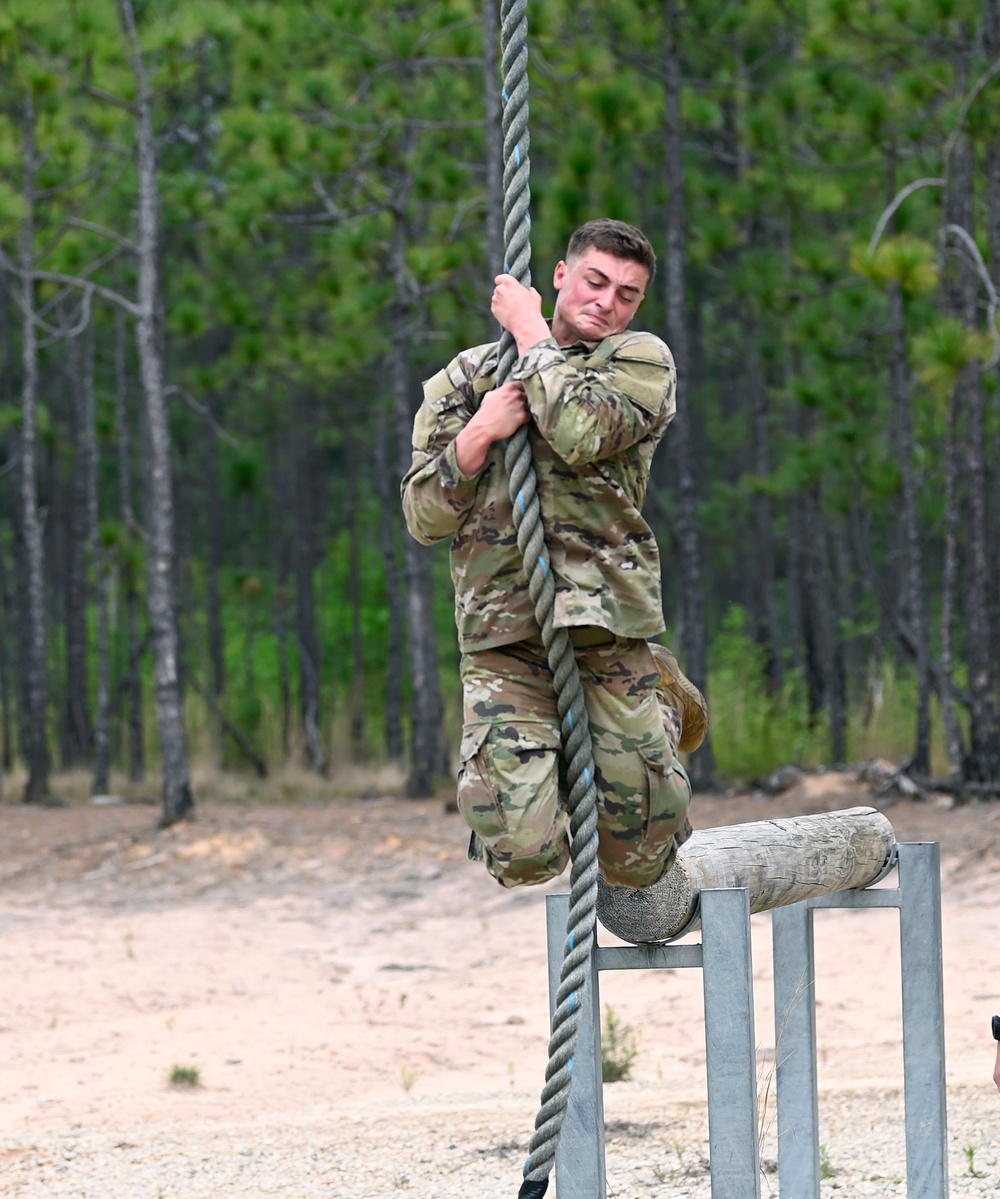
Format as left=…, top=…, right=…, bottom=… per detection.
left=648, top=642, right=708, bottom=754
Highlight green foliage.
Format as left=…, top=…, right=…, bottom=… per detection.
left=0, top=0, right=994, bottom=790
left=601, top=1005, right=638, bottom=1084
left=707, top=608, right=829, bottom=780
left=168, top=1064, right=201, bottom=1088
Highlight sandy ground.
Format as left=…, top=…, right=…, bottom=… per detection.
left=0, top=770, right=999, bottom=1196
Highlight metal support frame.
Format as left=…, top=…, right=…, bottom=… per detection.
left=545, top=840, right=948, bottom=1198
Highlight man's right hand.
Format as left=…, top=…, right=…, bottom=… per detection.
left=454, top=382, right=531, bottom=475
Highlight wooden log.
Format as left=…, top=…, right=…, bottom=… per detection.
left=597, top=806, right=895, bottom=944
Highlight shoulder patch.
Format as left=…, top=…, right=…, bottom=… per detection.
left=603, top=330, right=673, bottom=368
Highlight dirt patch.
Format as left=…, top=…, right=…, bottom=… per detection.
left=0, top=773, right=998, bottom=1195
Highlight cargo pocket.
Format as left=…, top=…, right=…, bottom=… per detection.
left=457, top=721, right=563, bottom=857
left=457, top=723, right=506, bottom=844
left=638, top=739, right=689, bottom=857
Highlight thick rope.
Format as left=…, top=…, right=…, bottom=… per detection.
left=494, top=3, right=601, bottom=1196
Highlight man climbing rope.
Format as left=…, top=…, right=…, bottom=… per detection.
left=401, top=218, right=706, bottom=889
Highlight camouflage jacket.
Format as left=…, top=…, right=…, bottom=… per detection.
left=400, top=331, right=676, bottom=652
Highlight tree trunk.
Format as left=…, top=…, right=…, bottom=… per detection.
left=375, top=404, right=405, bottom=764
left=114, top=306, right=144, bottom=782
left=0, top=536, right=14, bottom=776
left=801, top=490, right=846, bottom=762
left=939, top=382, right=965, bottom=780
left=745, top=324, right=783, bottom=690
left=18, top=91, right=51, bottom=804
left=0, top=274, right=13, bottom=774
left=945, top=129, right=997, bottom=780
left=887, top=281, right=931, bottom=774
left=346, top=442, right=366, bottom=762
left=79, top=321, right=113, bottom=797
left=662, top=0, right=713, bottom=787
left=275, top=577, right=292, bottom=764
left=291, top=400, right=327, bottom=776
left=482, top=0, right=504, bottom=336
left=204, top=401, right=225, bottom=766
left=63, top=331, right=92, bottom=768
left=120, top=0, right=193, bottom=824
left=270, top=430, right=293, bottom=763
left=205, top=407, right=225, bottom=705
left=390, top=209, right=448, bottom=796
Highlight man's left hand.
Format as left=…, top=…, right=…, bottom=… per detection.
left=491, top=275, right=550, bottom=354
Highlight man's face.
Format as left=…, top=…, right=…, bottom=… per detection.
left=550, top=247, right=649, bottom=345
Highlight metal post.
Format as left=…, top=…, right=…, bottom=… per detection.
left=896, top=842, right=949, bottom=1199
left=772, top=900, right=820, bottom=1199
left=700, top=887, right=761, bottom=1199
left=546, top=893, right=606, bottom=1199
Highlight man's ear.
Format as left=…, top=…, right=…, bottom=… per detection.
left=552, top=260, right=567, bottom=291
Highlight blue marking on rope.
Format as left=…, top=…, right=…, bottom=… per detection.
left=525, top=213, right=531, bottom=227
left=568, top=991, right=575, bottom=1014
left=584, top=767, right=591, bottom=787
left=503, top=88, right=510, bottom=103
left=518, top=490, right=525, bottom=514
left=515, top=144, right=521, bottom=167
left=504, top=258, right=510, bottom=272
left=567, top=709, right=574, bottom=731
left=568, top=1058, right=574, bottom=1074
left=539, top=555, right=548, bottom=575
left=569, top=930, right=574, bottom=950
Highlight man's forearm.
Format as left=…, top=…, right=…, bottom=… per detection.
left=454, top=421, right=495, bottom=476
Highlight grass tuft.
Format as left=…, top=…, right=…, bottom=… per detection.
left=601, top=1004, right=638, bottom=1083
left=168, top=1064, right=201, bottom=1089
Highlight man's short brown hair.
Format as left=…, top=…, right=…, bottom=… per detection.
left=566, top=219, right=656, bottom=282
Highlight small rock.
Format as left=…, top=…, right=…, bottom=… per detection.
left=764, top=764, right=804, bottom=794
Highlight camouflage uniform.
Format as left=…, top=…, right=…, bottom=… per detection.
left=401, top=331, right=690, bottom=887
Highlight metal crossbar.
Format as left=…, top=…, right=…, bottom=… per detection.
left=544, top=840, right=948, bottom=1199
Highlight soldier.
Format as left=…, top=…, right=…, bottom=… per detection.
left=401, top=218, right=705, bottom=888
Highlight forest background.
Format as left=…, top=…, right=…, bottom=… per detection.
left=1, top=0, right=1000, bottom=825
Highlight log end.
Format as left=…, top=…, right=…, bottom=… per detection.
left=597, top=806, right=896, bottom=945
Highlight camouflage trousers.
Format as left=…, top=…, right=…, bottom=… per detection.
left=457, top=630, right=692, bottom=888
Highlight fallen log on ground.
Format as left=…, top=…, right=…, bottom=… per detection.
left=597, top=806, right=895, bottom=944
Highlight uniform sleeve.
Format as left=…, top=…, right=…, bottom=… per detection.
left=400, top=358, right=485, bottom=546
left=510, top=334, right=676, bottom=465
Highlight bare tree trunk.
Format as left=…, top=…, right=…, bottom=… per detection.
left=799, top=488, right=846, bottom=762
left=63, top=331, right=92, bottom=768
left=346, top=440, right=366, bottom=762
left=17, top=91, right=51, bottom=804
left=745, top=326, right=783, bottom=690
left=0, top=275, right=14, bottom=775
left=270, top=431, right=292, bottom=763
left=939, top=382, right=965, bottom=779
left=989, top=137, right=1000, bottom=677
left=291, top=401, right=327, bottom=776
left=985, top=0, right=1000, bottom=685
left=662, top=0, right=713, bottom=787
left=375, top=404, right=405, bottom=764
left=275, top=579, right=292, bottom=764
left=120, top=0, right=193, bottom=824
left=887, top=280, right=931, bottom=773
left=78, top=321, right=112, bottom=797
left=0, top=537, right=14, bottom=776
left=944, top=128, right=997, bottom=780
left=390, top=208, right=448, bottom=796
left=204, top=402, right=225, bottom=766
left=114, top=306, right=144, bottom=782
left=482, top=0, right=503, bottom=336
